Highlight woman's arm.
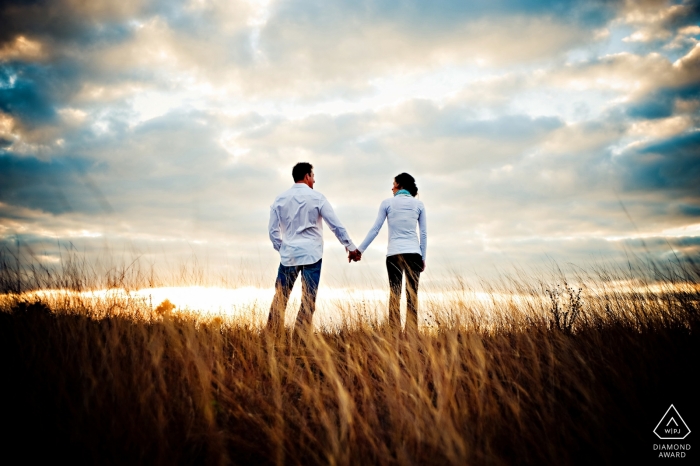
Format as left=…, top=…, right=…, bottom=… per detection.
left=418, top=203, right=427, bottom=268
left=358, top=200, right=389, bottom=253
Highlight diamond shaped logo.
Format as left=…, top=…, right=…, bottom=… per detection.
left=654, top=405, right=691, bottom=440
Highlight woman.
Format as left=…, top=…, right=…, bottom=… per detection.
left=351, top=173, right=427, bottom=334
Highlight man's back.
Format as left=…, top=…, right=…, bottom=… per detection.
left=269, top=183, right=354, bottom=266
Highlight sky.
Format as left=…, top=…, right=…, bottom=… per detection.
left=1, top=0, right=699, bottom=291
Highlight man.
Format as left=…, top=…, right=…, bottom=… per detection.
left=267, top=162, right=359, bottom=335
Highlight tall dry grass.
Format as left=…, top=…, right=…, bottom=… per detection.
left=1, top=249, right=698, bottom=465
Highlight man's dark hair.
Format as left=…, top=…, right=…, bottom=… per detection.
left=292, top=162, right=313, bottom=182
left=395, top=172, right=418, bottom=197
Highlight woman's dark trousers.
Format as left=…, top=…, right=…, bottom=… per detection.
left=386, top=253, right=422, bottom=334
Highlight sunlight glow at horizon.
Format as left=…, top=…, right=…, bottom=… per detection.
left=14, top=285, right=500, bottom=327
left=1, top=0, right=698, bottom=288
left=10, top=279, right=699, bottom=327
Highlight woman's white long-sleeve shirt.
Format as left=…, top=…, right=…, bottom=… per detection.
left=357, top=194, right=427, bottom=260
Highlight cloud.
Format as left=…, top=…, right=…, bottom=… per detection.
left=0, top=35, right=46, bottom=61
left=253, top=0, right=618, bottom=95
left=0, top=153, right=103, bottom=214
left=0, top=62, right=57, bottom=126
left=0, top=1, right=605, bottom=102
left=0, top=0, right=699, bottom=286
left=620, top=43, right=700, bottom=119
left=616, top=130, right=700, bottom=193
left=620, top=0, right=700, bottom=46
left=0, top=0, right=144, bottom=55
left=627, top=81, right=700, bottom=119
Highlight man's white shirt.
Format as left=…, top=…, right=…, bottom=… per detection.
left=269, top=183, right=356, bottom=266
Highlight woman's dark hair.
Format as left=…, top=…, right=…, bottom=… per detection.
left=292, top=162, right=313, bottom=182
left=395, top=172, right=418, bottom=197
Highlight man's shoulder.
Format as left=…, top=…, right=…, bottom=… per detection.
left=272, top=188, right=292, bottom=203
left=305, top=188, right=327, bottom=202
left=273, top=186, right=326, bottom=203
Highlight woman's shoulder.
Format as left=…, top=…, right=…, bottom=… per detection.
left=398, top=196, right=424, bottom=207
left=387, top=196, right=424, bottom=214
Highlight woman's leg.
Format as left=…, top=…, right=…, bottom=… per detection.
left=386, top=255, right=403, bottom=331
left=404, top=253, right=422, bottom=335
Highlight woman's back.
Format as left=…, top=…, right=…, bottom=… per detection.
left=358, top=194, right=427, bottom=259
left=386, top=195, right=424, bottom=254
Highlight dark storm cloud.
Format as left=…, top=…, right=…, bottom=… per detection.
left=618, top=131, right=700, bottom=193
left=0, top=62, right=57, bottom=125
left=0, top=0, right=256, bottom=137
left=0, top=153, right=105, bottom=214
left=619, top=234, right=700, bottom=266
left=627, top=82, right=700, bottom=119
left=0, top=0, right=145, bottom=60
left=679, top=203, right=700, bottom=217
left=0, top=59, right=92, bottom=133
left=0, top=2, right=135, bottom=131
left=657, top=0, right=700, bottom=31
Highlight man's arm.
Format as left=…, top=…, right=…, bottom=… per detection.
left=268, top=207, right=282, bottom=251
left=319, top=199, right=356, bottom=251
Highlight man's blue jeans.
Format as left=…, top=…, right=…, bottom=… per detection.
left=267, top=259, right=322, bottom=334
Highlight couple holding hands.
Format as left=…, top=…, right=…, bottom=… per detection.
left=267, top=162, right=427, bottom=336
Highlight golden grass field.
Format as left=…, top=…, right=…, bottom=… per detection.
left=1, top=251, right=698, bottom=465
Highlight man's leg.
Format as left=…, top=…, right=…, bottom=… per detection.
left=294, top=259, right=322, bottom=336
left=405, top=253, right=422, bottom=336
left=267, top=263, right=298, bottom=334
left=386, top=255, right=404, bottom=332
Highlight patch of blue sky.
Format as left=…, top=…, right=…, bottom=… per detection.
left=598, top=24, right=638, bottom=56
left=663, top=38, right=700, bottom=63
left=564, top=28, right=622, bottom=64
left=0, top=72, right=17, bottom=90
left=595, top=22, right=700, bottom=63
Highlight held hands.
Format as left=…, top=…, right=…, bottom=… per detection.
left=348, top=249, right=362, bottom=263
left=347, top=250, right=422, bottom=267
